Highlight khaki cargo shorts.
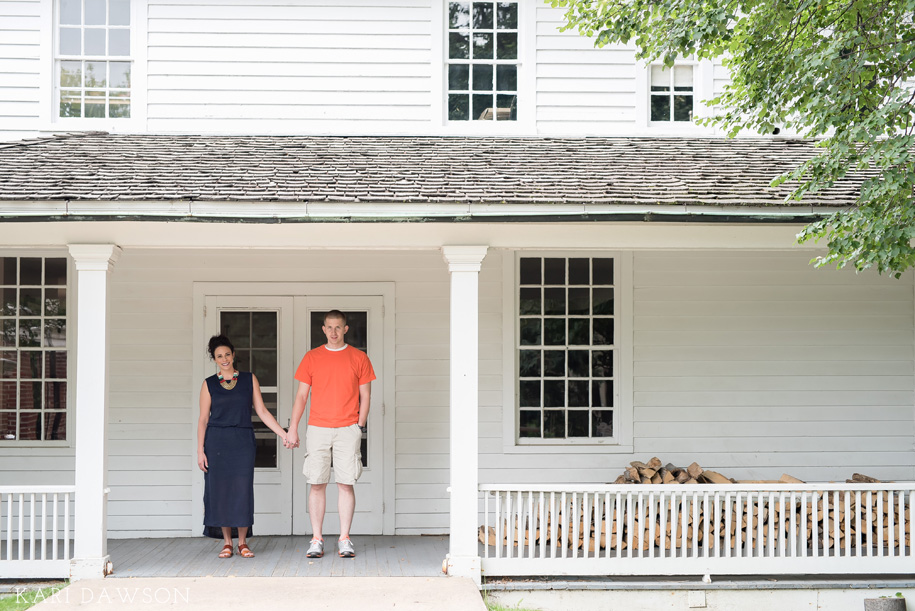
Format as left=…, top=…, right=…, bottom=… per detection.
left=303, top=424, right=363, bottom=485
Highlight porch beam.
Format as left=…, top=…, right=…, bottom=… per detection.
left=68, top=244, right=121, bottom=581
left=442, top=245, right=488, bottom=585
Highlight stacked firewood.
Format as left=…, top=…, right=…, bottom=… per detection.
left=611, top=457, right=733, bottom=485
left=479, top=459, right=911, bottom=553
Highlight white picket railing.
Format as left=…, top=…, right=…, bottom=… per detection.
left=0, top=486, right=74, bottom=578
left=480, top=483, right=915, bottom=577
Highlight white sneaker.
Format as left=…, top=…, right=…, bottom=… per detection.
left=306, top=538, right=324, bottom=558
left=338, top=537, right=355, bottom=558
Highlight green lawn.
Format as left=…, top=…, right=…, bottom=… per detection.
left=0, top=585, right=69, bottom=611
left=483, top=594, right=540, bottom=611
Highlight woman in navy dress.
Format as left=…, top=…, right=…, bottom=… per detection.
left=197, top=335, right=288, bottom=558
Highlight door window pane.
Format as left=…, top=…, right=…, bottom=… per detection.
left=253, top=392, right=278, bottom=468
left=220, top=310, right=279, bottom=468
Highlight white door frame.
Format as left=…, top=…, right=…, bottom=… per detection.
left=192, top=282, right=396, bottom=535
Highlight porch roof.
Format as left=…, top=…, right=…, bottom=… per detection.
left=0, top=132, right=863, bottom=219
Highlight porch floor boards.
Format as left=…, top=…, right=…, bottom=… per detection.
left=107, top=536, right=448, bottom=578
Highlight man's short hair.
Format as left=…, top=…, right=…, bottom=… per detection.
left=324, top=309, right=347, bottom=325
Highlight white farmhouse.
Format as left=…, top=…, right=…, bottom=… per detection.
left=0, top=0, right=912, bottom=602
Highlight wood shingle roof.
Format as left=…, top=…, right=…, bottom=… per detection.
left=0, top=133, right=863, bottom=214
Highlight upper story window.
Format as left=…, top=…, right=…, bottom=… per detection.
left=57, top=0, right=131, bottom=119
left=0, top=257, right=68, bottom=443
left=650, top=64, right=694, bottom=123
left=447, top=2, right=518, bottom=122
left=517, top=256, right=616, bottom=443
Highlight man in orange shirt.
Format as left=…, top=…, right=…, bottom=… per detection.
left=286, top=310, right=375, bottom=559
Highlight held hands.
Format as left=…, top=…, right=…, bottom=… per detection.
left=283, top=429, right=300, bottom=449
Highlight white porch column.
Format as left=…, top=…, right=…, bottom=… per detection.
left=442, top=245, right=488, bottom=585
left=68, top=244, right=120, bottom=581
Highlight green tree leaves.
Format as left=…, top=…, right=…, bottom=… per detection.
left=553, top=0, right=915, bottom=276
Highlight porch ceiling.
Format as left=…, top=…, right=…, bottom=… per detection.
left=0, top=133, right=863, bottom=220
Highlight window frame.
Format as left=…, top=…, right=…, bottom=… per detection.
left=0, top=250, right=73, bottom=448
left=502, top=250, right=633, bottom=453
left=47, top=0, right=146, bottom=129
left=635, top=58, right=715, bottom=134
left=434, top=0, right=533, bottom=133
left=649, top=63, right=695, bottom=123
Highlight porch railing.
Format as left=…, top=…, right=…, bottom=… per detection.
left=0, top=486, right=74, bottom=578
left=480, top=483, right=914, bottom=577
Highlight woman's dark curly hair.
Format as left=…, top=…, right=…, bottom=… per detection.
left=207, top=335, right=235, bottom=360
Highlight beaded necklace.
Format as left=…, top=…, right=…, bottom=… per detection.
left=217, top=370, right=239, bottom=390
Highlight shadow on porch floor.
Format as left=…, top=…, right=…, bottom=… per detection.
left=107, top=535, right=448, bottom=578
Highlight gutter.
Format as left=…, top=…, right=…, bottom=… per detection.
left=0, top=200, right=845, bottom=223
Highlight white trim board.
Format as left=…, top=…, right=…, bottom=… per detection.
left=0, top=220, right=825, bottom=251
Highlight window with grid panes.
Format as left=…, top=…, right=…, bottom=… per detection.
left=220, top=311, right=279, bottom=469
left=447, top=1, right=518, bottom=121
left=650, top=64, right=694, bottom=122
left=518, top=257, right=615, bottom=441
left=57, top=0, right=131, bottom=119
left=0, top=257, right=68, bottom=442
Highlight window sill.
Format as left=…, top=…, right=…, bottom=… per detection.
left=0, top=441, right=72, bottom=453
left=47, top=116, right=143, bottom=133
left=441, top=120, right=531, bottom=136
left=502, top=442, right=634, bottom=455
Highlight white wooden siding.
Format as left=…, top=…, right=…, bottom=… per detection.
left=145, top=0, right=434, bottom=134
left=534, top=4, right=725, bottom=135
left=479, top=249, right=914, bottom=491
left=0, top=0, right=780, bottom=140
left=0, top=0, right=41, bottom=140
left=535, top=4, right=638, bottom=133
left=631, top=251, right=915, bottom=481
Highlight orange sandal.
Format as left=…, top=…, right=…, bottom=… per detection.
left=237, top=543, right=254, bottom=558
left=218, top=544, right=233, bottom=558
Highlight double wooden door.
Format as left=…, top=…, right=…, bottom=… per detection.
left=204, top=294, right=384, bottom=535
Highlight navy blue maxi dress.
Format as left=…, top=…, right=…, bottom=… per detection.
left=202, top=371, right=256, bottom=539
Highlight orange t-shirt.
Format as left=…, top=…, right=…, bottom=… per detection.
left=294, top=345, right=376, bottom=427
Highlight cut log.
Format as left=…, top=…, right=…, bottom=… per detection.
left=478, top=525, right=497, bottom=546
left=647, top=456, right=663, bottom=470
left=640, top=467, right=657, bottom=480
left=698, top=470, right=731, bottom=484
left=687, top=462, right=704, bottom=479
left=779, top=473, right=806, bottom=484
